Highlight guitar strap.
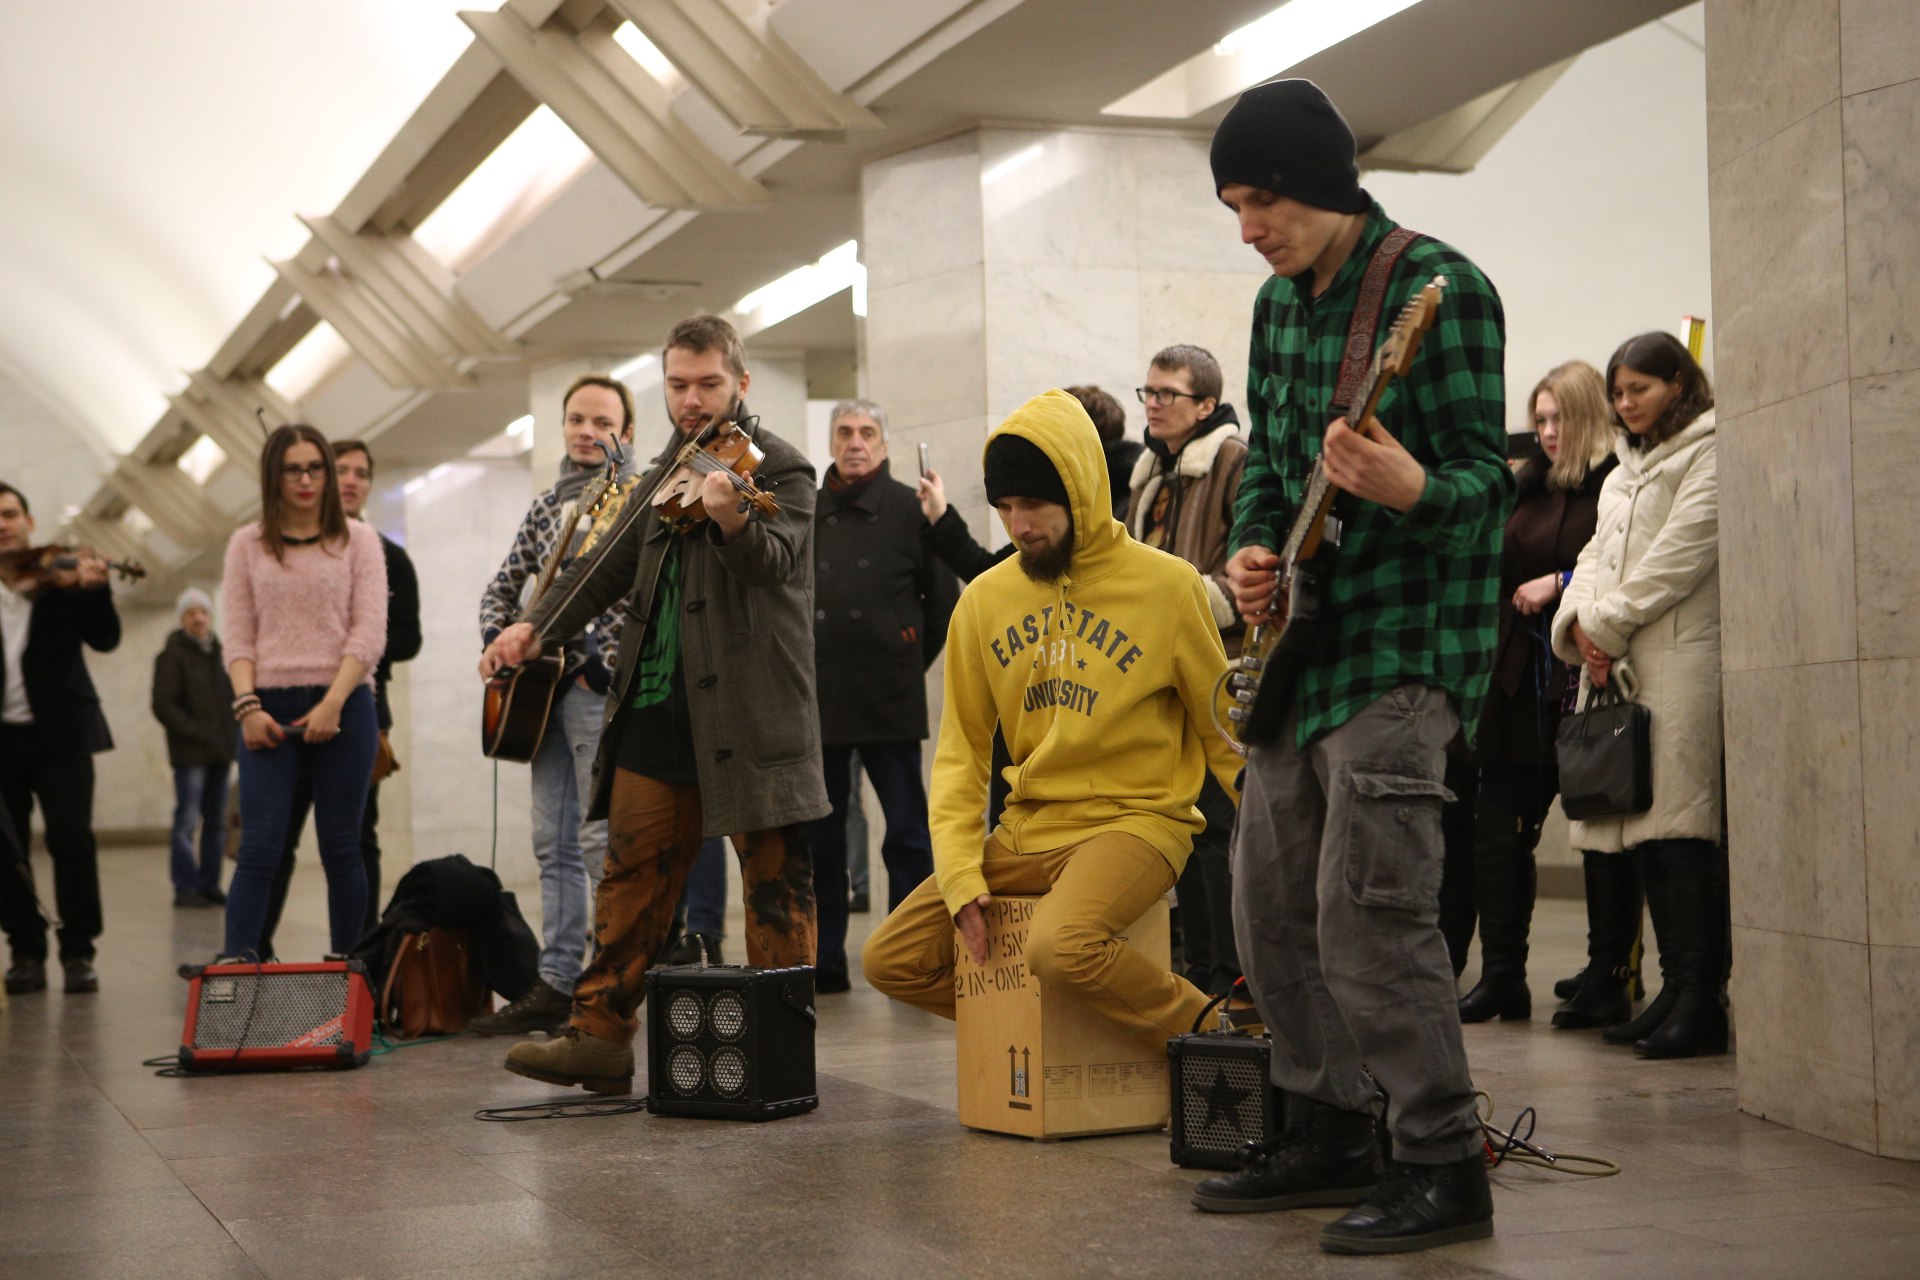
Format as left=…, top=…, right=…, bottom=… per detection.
left=1331, top=227, right=1423, bottom=418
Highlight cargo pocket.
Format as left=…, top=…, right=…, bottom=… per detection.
left=1340, top=768, right=1454, bottom=911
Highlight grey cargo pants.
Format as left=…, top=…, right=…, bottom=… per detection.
left=1232, top=684, right=1484, bottom=1164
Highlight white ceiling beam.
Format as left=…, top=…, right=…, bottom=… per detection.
left=300, top=215, right=520, bottom=362
left=459, top=6, right=768, bottom=210
left=269, top=258, right=474, bottom=392
left=102, top=461, right=231, bottom=548
left=610, top=0, right=882, bottom=138
left=1360, top=58, right=1574, bottom=174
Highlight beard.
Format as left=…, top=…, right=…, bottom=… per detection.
left=1016, top=523, right=1075, bottom=583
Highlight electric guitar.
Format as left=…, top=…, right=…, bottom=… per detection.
left=1215, top=276, right=1448, bottom=753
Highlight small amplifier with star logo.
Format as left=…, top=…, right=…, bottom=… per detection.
left=1166, top=1030, right=1283, bottom=1169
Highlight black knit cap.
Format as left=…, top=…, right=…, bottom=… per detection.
left=1209, top=78, right=1367, bottom=214
left=984, top=434, right=1069, bottom=506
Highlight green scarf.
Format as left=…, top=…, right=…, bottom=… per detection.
left=629, top=539, right=683, bottom=710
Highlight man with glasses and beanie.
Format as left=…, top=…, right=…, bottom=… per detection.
left=1125, top=345, right=1247, bottom=1000
left=1193, top=80, right=1512, bottom=1255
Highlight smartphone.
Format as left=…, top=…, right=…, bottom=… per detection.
left=918, top=442, right=931, bottom=477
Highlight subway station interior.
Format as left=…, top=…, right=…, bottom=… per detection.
left=3, top=1, right=1919, bottom=1276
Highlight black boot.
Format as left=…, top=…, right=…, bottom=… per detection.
left=1191, top=1094, right=1383, bottom=1213
left=1320, top=1155, right=1494, bottom=1254
left=1605, top=847, right=1675, bottom=1044
left=1458, top=800, right=1535, bottom=1023
left=1552, top=967, right=1586, bottom=1001
left=1636, top=851, right=1729, bottom=1059
left=1552, top=851, right=1640, bottom=1030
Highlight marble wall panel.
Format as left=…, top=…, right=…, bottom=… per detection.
left=1716, top=383, right=1857, bottom=673
left=860, top=133, right=983, bottom=293
left=1132, top=134, right=1255, bottom=277
left=1732, top=925, right=1877, bottom=1154
left=1870, top=942, right=1920, bottom=1158
left=1849, top=368, right=1920, bottom=659
left=863, top=267, right=987, bottom=432
left=1859, top=659, right=1920, bottom=949
left=1137, top=269, right=1267, bottom=424
left=1704, top=0, right=1840, bottom=169
left=1723, top=663, right=1867, bottom=943
left=983, top=264, right=1141, bottom=425
left=1707, top=101, right=1849, bottom=419
left=1841, top=78, right=1920, bottom=379
left=1839, top=0, right=1920, bottom=96
left=980, top=129, right=1139, bottom=273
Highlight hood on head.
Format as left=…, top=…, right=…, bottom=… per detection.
left=982, top=389, right=1121, bottom=567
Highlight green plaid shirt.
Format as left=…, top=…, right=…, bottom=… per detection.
left=1230, top=202, right=1512, bottom=748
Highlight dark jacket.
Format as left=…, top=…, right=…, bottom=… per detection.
left=924, top=507, right=1012, bottom=583
left=373, top=533, right=422, bottom=730
left=1, top=585, right=119, bottom=755
left=1103, top=438, right=1143, bottom=521
left=151, top=629, right=235, bottom=768
left=814, top=461, right=959, bottom=744
left=1477, top=455, right=1615, bottom=766
left=527, top=412, right=831, bottom=836
left=350, top=853, right=539, bottom=1001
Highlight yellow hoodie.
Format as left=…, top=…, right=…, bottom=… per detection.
left=932, top=389, right=1244, bottom=917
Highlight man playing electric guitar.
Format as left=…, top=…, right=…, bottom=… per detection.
left=1192, top=81, right=1513, bottom=1255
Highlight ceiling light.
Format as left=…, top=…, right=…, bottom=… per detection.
left=412, top=106, right=595, bottom=271
left=734, top=241, right=863, bottom=330
left=264, top=321, right=354, bottom=403
left=505, top=414, right=534, bottom=438
left=613, top=23, right=686, bottom=93
left=1103, top=0, right=1430, bottom=119
left=178, top=435, right=228, bottom=485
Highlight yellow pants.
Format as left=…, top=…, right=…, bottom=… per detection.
left=861, top=831, right=1210, bottom=1051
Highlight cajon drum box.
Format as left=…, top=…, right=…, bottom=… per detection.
left=955, top=895, right=1172, bottom=1139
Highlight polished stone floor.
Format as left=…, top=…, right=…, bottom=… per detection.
left=4, top=845, right=1920, bottom=1279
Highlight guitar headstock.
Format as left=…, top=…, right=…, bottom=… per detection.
left=1377, top=275, right=1448, bottom=380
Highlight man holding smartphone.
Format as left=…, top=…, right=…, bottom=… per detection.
left=805, top=399, right=959, bottom=992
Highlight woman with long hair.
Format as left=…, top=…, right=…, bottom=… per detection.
left=1549, top=333, right=1725, bottom=1058
left=1458, top=361, right=1617, bottom=1022
left=220, top=425, right=386, bottom=959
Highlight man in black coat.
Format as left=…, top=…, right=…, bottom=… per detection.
left=0, top=482, right=120, bottom=995
left=151, top=587, right=234, bottom=908
left=806, top=399, right=958, bottom=992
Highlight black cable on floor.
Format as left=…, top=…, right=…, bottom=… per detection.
left=474, top=1097, right=651, bottom=1122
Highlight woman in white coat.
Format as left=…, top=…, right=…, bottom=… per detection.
left=1549, top=332, right=1725, bottom=1059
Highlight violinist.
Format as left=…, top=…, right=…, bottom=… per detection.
left=0, top=481, right=121, bottom=998
left=479, top=314, right=829, bottom=1095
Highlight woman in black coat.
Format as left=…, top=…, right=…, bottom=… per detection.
left=1458, top=361, right=1617, bottom=1022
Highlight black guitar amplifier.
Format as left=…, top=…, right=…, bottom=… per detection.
left=1167, top=1030, right=1284, bottom=1169
left=644, top=965, right=818, bottom=1121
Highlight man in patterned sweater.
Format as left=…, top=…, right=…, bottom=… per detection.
left=470, top=375, right=635, bottom=1035
left=1190, top=81, right=1513, bottom=1254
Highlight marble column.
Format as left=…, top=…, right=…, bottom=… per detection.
left=1706, top=0, right=1920, bottom=1158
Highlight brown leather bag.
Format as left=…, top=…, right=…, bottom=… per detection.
left=377, top=928, right=490, bottom=1039
left=371, top=731, right=400, bottom=785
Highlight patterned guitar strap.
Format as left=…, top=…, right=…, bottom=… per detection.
left=1331, top=227, right=1424, bottom=418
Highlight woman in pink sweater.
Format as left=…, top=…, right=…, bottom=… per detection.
left=221, top=424, right=387, bottom=958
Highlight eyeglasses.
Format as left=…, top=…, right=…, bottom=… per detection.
left=280, top=463, right=329, bottom=480
left=1136, top=387, right=1201, bottom=406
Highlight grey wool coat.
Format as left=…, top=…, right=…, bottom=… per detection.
left=525, top=416, right=831, bottom=836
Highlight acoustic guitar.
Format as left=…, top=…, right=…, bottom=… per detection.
left=482, top=464, right=627, bottom=762
left=1215, top=276, right=1448, bottom=754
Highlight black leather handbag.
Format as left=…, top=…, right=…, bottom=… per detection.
left=1556, top=683, right=1653, bottom=820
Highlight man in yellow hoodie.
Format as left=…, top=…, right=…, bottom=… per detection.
left=863, top=389, right=1242, bottom=1049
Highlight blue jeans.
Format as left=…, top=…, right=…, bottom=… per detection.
left=170, top=763, right=229, bottom=895
left=807, top=742, right=934, bottom=978
left=682, top=837, right=728, bottom=936
left=529, top=685, right=608, bottom=994
left=225, top=686, right=376, bottom=958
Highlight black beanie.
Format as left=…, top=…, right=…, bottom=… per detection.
left=1209, top=79, right=1367, bottom=214
left=984, top=434, right=1069, bottom=507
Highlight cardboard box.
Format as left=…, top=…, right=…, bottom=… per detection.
left=955, top=895, right=1172, bottom=1139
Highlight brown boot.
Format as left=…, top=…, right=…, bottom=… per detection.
left=503, top=1028, right=634, bottom=1095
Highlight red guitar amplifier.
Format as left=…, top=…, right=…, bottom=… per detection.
left=179, top=960, right=375, bottom=1072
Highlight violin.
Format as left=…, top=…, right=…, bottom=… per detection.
left=652, top=418, right=781, bottom=533
left=0, top=545, right=147, bottom=593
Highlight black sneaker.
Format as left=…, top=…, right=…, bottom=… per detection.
left=1320, top=1155, right=1493, bottom=1254
left=199, top=887, right=227, bottom=905
left=173, top=890, right=213, bottom=908
left=815, top=968, right=851, bottom=994
left=468, top=979, right=571, bottom=1036
left=62, top=959, right=100, bottom=994
left=4, top=958, right=47, bottom=995
left=1191, top=1098, right=1382, bottom=1212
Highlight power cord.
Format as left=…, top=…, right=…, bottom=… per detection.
left=474, top=1097, right=651, bottom=1122
left=1475, top=1090, right=1620, bottom=1178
